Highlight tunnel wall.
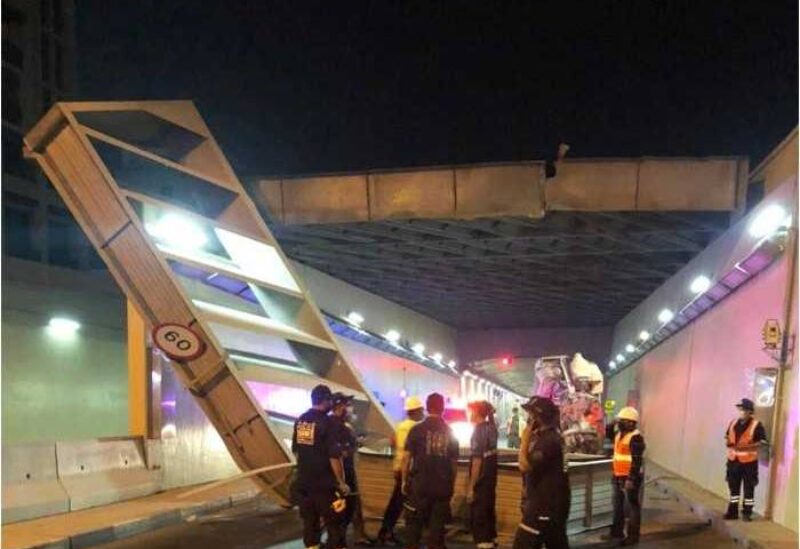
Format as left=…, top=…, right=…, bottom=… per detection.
left=607, top=238, right=798, bottom=531
left=294, top=261, right=458, bottom=362
left=1, top=259, right=127, bottom=444
left=457, top=326, right=613, bottom=365
left=337, top=338, right=461, bottom=422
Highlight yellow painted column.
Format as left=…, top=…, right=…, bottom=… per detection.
left=127, top=300, right=149, bottom=437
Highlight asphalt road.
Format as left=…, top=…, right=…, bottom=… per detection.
left=96, top=489, right=736, bottom=549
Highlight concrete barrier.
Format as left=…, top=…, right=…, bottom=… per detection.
left=56, top=438, right=162, bottom=511
left=1, top=442, right=70, bottom=524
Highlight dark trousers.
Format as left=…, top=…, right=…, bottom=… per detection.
left=727, top=461, right=758, bottom=516
left=404, top=494, right=450, bottom=549
left=512, top=519, right=569, bottom=549
left=611, top=476, right=641, bottom=540
left=381, top=471, right=404, bottom=534
left=299, top=490, right=346, bottom=549
left=470, top=482, right=497, bottom=547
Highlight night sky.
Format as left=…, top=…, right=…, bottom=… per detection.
left=77, top=2, right=798, bottom=177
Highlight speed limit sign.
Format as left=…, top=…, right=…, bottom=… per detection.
left=152, top=323, right=206, bottom=361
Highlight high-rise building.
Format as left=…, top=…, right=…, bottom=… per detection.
left=2, top=0, right=100, bottom=269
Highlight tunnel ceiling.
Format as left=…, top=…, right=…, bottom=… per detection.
left=268, top=210, right=730, bottom=330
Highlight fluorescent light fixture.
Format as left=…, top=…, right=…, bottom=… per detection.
left=658, top=308, right=674, bottom=324
left=432, top=352, right=443, bottom=362
left=639, top=330, right=650, bottom=341
left=749, top=204, right=788, bottom=238
left=412, top=343, right=425, bottom=355
left=229, top=353, right=311, bottom=376
left=47, top=317, right=81, bottom=339
left=609, top=361, right=617, bottom=369
left=146, top=213, right=208, bottom=250
left=214, top=228, right=300, bottom=293
left=346, top=311, right=364, bottom=327
left=448, top=360, right=457, bottom=368
left=385, top=329, right=401, bottom=344
left=690, top=275, right=711, bottom=294
left=616, top=353, right=625, bottom=362
left=625, top=344, right=635, bottom=353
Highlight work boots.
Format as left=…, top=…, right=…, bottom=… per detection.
left=723, top=502, right=739, bottom=520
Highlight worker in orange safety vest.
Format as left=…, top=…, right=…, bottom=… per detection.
left=724, top=398, right=767, bottom=521
left=606, top=406, right=645, bottom=546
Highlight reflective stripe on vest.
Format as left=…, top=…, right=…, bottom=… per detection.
left=613, top=429, right=640, bottom=477
left=727, top=418, right=759, bottom=463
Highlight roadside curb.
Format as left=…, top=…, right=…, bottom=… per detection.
left=649, top=476, right=782, bottom=549
left=11, top=488, right=262, bottom=549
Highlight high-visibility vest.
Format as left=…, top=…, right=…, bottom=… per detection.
left=392, top=418, right=417, bottom=471
left=727, top=419, right=760, bottom=463
left=613, top=429, right=640, bottom=477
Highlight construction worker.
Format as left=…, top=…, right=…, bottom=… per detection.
left=378, top=396, right=425, bottom=545
left=608, top=406, right=645, bottom=546
left=330, top=392, right=376, bottom=545
left=507, top=407, right=521, bottom=449
left=402, top=393, right=459, bottom=549
left=467, top=400, right=498, bottom=549
left=292, top=384, right=349, bottom=549
left=513, top=396, right=570, bottom=549
left=724, top=398, right=767, bottom=521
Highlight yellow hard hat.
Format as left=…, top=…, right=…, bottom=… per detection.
left=404, top=396, right=424, bottom=411
left=617, top=406, right=639, bottom=422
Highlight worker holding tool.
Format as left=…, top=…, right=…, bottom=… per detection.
left=467, top=400, right=499, bottom=549
left=378, top=396, right=425, bottom=545
left=513, top=396, right=571, bottom=549
left=607, top=406, right=645, bottom=546
left=402, top=393, right=459, bottom=549
left=292, top=384, right=349, bottom=549
left=330, top=392, right=376, bottom=545
left=724, top=398, right=767, bottom=521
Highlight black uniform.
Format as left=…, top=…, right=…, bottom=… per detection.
left=470, top=421, right=498, bottom=548
left=331, top=415, right=360, bottom=529
left=610, top=430, right=645, bottom=541
left=512, top=427, right=571, bottom=549
left=725, top=418, right=766, bottom=518
left=404, top=416, right=459, bottom=549
left=292, top=408, right=346, bottom=549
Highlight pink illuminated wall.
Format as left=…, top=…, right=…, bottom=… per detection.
left=608, top=251, right=798, bottom=531
left=336, top=337, right=461, bottom=422
left=246, top=382, right=311, bottom=418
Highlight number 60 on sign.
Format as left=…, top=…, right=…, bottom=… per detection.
left=152, top=323, right=206, bottom=361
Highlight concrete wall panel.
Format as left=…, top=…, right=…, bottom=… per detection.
left=455, top=164, right=543, bottom=218
left=752, top=129, right=798, bottom=194
left=282, top=175, right=369, bottom=224
left=638, top=331, right=693, bottom=473
left=368, top=169, right=455, bottom=219
left=546, top=161, right=638, bottom=211
left=251, top=179, right=285, bottom=222
left=56, top=438, right=161, bottom=511
left=1, top=442, right=69, bottom=523
left=637, top=159, right=739, bottom=211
